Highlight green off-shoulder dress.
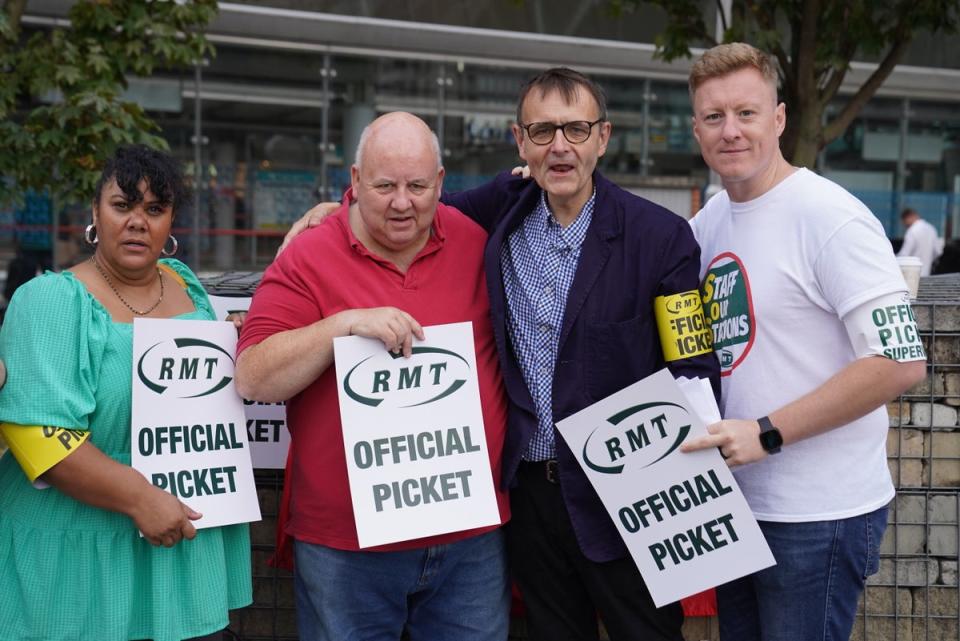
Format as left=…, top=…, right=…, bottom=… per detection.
left=0, top=259, right=251, bottom=641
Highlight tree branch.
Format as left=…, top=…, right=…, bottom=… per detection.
left=715, top=0, right=728, bottom=33
left=794, top=0, right=820, bottom=98
left=818, top=64, right=849, bottom=109
left=4, top=0, right=27, bottom=40
left=4, top=0, right=27, bottom=33
left=822, top=33, right=912, bottom=144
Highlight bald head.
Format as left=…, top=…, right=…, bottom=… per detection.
left=349, top=111, right=446, bottom=267
left=354, top=112, right=442, bottom=173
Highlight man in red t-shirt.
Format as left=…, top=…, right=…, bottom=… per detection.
left=235, top=112, right=510, bottom=641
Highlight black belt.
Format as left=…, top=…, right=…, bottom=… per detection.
left=520, top=459, right=559, bottom=484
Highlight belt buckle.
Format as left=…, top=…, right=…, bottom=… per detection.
left=545, top=459, right=559, bottom=484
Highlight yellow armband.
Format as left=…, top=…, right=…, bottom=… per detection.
left=0, top=422, right=89, bottom=482
left=654, top=291, right=714, bottom=361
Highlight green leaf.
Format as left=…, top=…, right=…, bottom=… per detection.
left=1, top=0, right=217, bottom=207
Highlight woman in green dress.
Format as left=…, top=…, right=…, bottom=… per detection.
left=0, top=145, right=251, bottom=641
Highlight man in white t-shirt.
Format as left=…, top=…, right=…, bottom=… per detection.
left=681, top=43, right=927, bottom=641
left=899, top=207, right=942, bottom=276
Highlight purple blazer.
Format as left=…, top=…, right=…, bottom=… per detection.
left=445, top=171, right=721, bottom=562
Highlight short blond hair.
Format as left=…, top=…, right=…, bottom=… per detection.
left=689, top=42, right=779, bottom=99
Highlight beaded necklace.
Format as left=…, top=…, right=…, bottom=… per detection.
left=91, top=255, right=164, bottom=316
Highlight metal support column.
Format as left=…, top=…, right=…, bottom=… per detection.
left=640, top=78, right=652, bottom=177
left=192, top=60, right=205, bottom=268
left=896, top=97, right=911, bottom=218
left=320, top=54, right=333, bottom=202
left=436, top=64, right=452, bottom=155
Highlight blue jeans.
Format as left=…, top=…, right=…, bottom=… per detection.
left=718, top=506, right=888, bottom=641
left=293, top=529, right=509, bottom=641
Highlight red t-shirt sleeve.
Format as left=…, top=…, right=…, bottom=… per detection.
left=237, top=234, right=325, bottom=355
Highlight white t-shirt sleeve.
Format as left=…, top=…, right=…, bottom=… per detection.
left=842, top=291, right=927, bottom=362
left=814, top=215, right=908, bottom=319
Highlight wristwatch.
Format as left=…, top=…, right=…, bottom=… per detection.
left=757, top=416, right=783, bottom=454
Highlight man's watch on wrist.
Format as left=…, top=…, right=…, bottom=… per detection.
left=757, top=416, right=783, bottom=454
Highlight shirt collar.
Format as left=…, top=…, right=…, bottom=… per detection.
left=535, top=188, right=595, bottom=250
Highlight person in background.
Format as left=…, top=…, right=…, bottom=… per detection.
left=682, top=42, right=927, bottom=641
left=0, top=144, right=251, bottom=641
left=898, top=207, right=943, bottom=276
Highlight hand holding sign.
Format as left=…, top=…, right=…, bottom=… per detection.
left=681, top=418, right=766, bottom=466
left=344, top=307, right=425, bottom=357
left=129, top=483, right=202, bottom=547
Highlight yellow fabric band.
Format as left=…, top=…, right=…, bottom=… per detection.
left=158, top=263, right=188, bottom=289
left=654, top=291, right=714, bottom=361
left=0, top=422, right=89, bottom=482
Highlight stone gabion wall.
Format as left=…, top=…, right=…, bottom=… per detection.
left=211, top=277, right=959, bottom=641
left=856, top=301, right=960, bottom=641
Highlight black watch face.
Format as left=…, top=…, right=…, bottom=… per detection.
left=759, top=428, right=783, bottom=451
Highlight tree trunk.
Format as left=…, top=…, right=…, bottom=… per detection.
left=789, top=134, right=821, bottom=169
left=4, top=0, right=28, bottom=36
left=784, top=95, right=824, bottom=169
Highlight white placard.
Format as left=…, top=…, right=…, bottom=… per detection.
left=132, top=318, right=262, bottom=528
left=556, top=368, right=775, bottom=607
left=333, top=321, right=501, bottom=548
left=208, top=294, right=290, bottom=469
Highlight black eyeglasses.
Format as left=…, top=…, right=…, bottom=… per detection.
left=518, top=119, right=605, bottom=145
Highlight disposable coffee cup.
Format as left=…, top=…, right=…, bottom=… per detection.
left=897, top=256, right=922, bottom=299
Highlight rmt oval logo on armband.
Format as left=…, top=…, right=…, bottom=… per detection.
left=581, top=401, right=692, bottom=475
left=137, top=338, right=235, bottom=398
left=342, top=347, right=470, bottom=409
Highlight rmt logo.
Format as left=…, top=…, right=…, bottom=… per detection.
left=342, top=346, right=470, bottom=409
left=137, top=338, right=235, bottom=398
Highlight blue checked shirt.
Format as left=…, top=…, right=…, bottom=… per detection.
left=500, top=189, right=596, bottom=461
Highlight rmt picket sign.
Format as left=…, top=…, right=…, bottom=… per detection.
left=556, top=368, right=774, bottom=607
left=131, top=318, right=261, bottom=530
left=333, top=321, right=500, bottom=548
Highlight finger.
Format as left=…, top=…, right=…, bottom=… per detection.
left=277, top=220, right=306, bottom=256
left=182, top=520, right=198, bottom=540
left=680, top=434, right=723, bottom=453
left=704, top=420, right=727, bottom=435
left=404, top=314, right=425, bottom=342
left=400, top=331, right=414, bottom=358
left=380, top=327, right=400, bottom=354
left=183, top=504, right=203, bottom=520
left=310, top=204, right=338, bottom=225
left=511, top=165, right=524, bottom=176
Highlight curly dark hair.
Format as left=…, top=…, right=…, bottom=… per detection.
left=93, top=144, right=190, bottom=214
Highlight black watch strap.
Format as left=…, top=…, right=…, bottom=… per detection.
left=757, top=416, right=783, bottom=454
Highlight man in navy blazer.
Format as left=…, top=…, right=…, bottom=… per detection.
left=283, top=68, right=720, bottom=641
left=442, top=69, right=720, bottom=641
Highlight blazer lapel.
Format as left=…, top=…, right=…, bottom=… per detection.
left=485, top=183, right=541, bottom=416
left=557, top=174, right=620, bottom=351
